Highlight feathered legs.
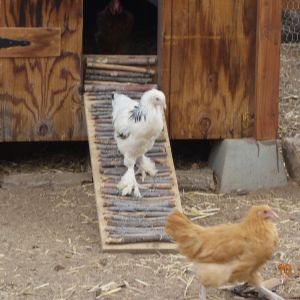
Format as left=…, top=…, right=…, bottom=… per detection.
left=118, top=155, right=141, bottom=198
left=257, top=285, right=285, bottom=300
left=199, top=284, right=206, bottom=300
left=247, top=272, right=285, bottom=300
left=232, top=282, right=249, bottom=296
left=136, top=155, right=157, bottom=182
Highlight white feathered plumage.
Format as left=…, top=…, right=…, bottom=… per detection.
left=112, top=89, right=166, bottom=197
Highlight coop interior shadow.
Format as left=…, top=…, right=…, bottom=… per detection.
left=0, top=142, right=89, bottom=173
left=83, top=0, right=157, bottom=55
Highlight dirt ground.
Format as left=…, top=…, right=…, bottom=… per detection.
left=1, top=11, right=300, bottom=299
left=279, top=44, right=300, bottom=138
left=0, top=150, right=299, bottom=300
left=1, top=39, right=300, bottom=298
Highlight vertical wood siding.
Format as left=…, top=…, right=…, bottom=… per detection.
left=0, top=0, right=84, bottom=141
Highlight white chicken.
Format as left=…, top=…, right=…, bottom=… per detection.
left=112, top=89, right=166, bottom=197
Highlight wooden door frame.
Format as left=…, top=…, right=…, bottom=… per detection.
left=254, top=0, right=282, bottom=140
left=157, top=0, right=172, bottom=129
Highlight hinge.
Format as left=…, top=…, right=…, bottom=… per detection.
left=0, top=37, right=30, bottom=49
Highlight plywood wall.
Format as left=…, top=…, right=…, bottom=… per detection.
left=0, top=0, right=84, bottom=141
left=159, top=0, right=257, bottom=139
left=159, top=0, right=281, bottom=140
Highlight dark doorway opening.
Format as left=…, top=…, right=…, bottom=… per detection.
left=83, top=0, right=158, bottom=55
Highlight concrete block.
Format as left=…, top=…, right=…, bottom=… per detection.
left=282, top=137, right=300, bottom=183
left=208, top=139, right=287, bottom=193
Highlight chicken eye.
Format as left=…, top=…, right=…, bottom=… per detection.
left=156, top=97, right=160, bottom=101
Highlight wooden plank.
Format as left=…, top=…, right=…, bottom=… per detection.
left=0, top=0, right=84, bottom=141
left=86, top=62, right=156, bottom=75
left=168, top=0, right=189, bottom=139
left=157, top=0, right=172, bottom=128
left=254, top=0, right=282, bottom=140
left=84, top=82, right=157, bottom=93
left=169, top=0, right=257, bottom=139
left=0, top=27, right=61, bottom=57
left=84, top=91, right=182, bottom=252
left=85, top=55, right=157, bottom=66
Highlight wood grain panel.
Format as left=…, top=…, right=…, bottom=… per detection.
left=254, top=0, right=282, bottom=140
left=168, top=0, right=189, bottom=138
left=0, top=0, right=84, bottom=141
left=0, top=27, right=61, bottom=57
left=158, top=0, right=172, bottom=128
left=169, top=0, right=257, bottom=139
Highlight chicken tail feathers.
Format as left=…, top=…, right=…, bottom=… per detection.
left=165, top=210, right=204, bottom=260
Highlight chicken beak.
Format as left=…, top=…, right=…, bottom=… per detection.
left=271, top=210, right=279, bottom=219
left=163, top=101, right=167, bottom=110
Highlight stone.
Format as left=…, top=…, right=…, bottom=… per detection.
left=282, top=137, right=300, bottom=183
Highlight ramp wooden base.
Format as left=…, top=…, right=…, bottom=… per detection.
left=84, top=55, right=181, bottom=252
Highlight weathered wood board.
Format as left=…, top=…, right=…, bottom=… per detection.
left=254, top=0, right=282, bottom=140
left=158, top=0, right=282, bottom=140
left=157, top=0, right=172, bottom=125
left=84, top=55, right=182, bottom=252
left=159, top=0, right=258, bottom=139
left=0, top=0, right=84, bottom=141
left=0, top=27, right=61, bottom=58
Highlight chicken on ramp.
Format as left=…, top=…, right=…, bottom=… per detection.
left=112, top=89, right=166, bottom=197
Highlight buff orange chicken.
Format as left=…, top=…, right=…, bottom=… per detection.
left=165, top=205, right=284, bottom=300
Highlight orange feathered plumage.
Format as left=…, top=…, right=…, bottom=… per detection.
left=165, top=205, right=279, bottom=288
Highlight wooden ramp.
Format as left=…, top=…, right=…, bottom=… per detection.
left=84, top=55, right=181, bottom=252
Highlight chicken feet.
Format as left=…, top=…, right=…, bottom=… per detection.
left=118, top=156, right=141, bottom=198
left=118, top=154, right=157, bottom=197
left=257, top=285, right=285, bottom=300
left=118, top=166, right=141, bottom=197
left=136, top=155, right=157, bottom=182
left=232, top=282, right=250, bottom=296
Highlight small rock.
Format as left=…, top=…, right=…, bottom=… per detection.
left=99, top=258, right=108, bottom=267
left=191, top=163, right=199, bottom=170
left=54, top=264, right=65, bottom=272
left=282, top=137, right=300, bottom=183
left=176, top=167, right=215, bottom=192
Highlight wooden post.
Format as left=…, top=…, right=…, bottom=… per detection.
left=157, top=0, right=172, bottom=128
left=254, top=0, right=282, bottom=140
